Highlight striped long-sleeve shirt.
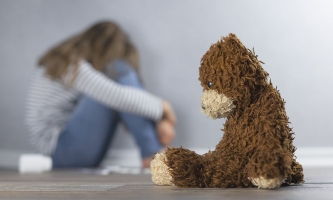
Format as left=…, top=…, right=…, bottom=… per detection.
left=25, top=61, right=163, bottom=156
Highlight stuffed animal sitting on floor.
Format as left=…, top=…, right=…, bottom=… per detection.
left=150, top=33, right=304, bottom=189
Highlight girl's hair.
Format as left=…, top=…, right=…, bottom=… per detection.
left=38, top=21, right=139, bottom=80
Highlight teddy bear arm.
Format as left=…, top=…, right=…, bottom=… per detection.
left=246, top=149, right=292, bottom=189
left=285, top=159, right=304, bottom=184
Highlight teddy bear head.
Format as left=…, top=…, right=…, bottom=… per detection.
left=199, top=33, right=269, bottom=119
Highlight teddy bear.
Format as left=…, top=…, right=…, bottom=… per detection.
left=150, top=33, right=304, bottom=189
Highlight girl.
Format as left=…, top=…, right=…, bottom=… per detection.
left=25, top=21, right=176, bottom=168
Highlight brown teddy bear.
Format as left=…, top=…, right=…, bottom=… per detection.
left=150, top=33, right=304, bottom=189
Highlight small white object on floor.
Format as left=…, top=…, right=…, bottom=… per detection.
left=19, top=154, right=52, bottom=174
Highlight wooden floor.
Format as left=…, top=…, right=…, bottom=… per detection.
left=0, top=168, right=332, bottom=200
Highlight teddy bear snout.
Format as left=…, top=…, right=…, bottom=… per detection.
left=201, top=89, right=236, bottom=119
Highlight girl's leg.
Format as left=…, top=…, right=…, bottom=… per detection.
left=52, top=96, right=120, bottom=168
left=109, top=60, right=163, bottom=160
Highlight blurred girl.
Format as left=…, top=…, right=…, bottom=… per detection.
left=25, top=21, right=176, bottom=168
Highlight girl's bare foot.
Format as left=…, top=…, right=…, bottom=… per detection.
left=142, top=149, right=166, bottom=168
left=142, top=157, right=153, bottom=168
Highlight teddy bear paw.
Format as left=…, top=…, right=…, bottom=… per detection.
left=248, top=176, right=285, bottom=189
left=150, top=152, right=174, bottom=186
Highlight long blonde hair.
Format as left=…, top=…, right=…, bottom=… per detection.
left=38, top=21, right=139, bottom=80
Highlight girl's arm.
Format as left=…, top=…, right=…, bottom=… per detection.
left=69, top=61, right=164, bottom=121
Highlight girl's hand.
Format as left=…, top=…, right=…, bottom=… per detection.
left=157, top=119, right=175, bottom=146
left=162, top=101, right=177, bottom=125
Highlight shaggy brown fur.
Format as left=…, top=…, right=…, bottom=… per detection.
left=157, top=33, right=304, bottom=188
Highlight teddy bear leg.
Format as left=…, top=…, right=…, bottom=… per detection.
left=150, top=148, right=205, bottom=187
left=150, top=152, right=174, bottom=186
left=163, top=147, right=207, bottom=187
left=248, top=176, right=285, bottom=189
left=246, top=151, right=292, bottom=189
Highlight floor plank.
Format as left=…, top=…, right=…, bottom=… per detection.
left=0, top=167, right=331, bottom=199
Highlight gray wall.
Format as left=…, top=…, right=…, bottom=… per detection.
left=1, top=0, right=332, bottom=153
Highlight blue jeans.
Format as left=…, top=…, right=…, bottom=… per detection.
left=52, top=60, right=163, bottom=168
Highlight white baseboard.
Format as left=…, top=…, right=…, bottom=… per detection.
left=1, top=147, right=332, bottom=170
left=0, top=150, right=24, bottom=169
left=293, top=147, right=333, bottom=168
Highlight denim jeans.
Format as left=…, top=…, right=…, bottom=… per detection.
left=52, top=60, right=163, bottom=168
